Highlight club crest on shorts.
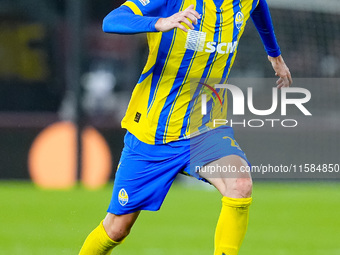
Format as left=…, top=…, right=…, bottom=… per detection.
left=118, top=188, right=129, bottom=206
left=235, top=11, right=244, bottom=30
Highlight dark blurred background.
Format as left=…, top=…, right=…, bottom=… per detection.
left=0, top=0, right=339, bottom=180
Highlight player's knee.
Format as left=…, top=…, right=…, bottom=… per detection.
left=236, top=177, right=253, bottom=197
left=227, top=178, right=253, bottom=198
left=105, top=226, right=131, bottom=242
left=103, top=214, right=133, bottom=242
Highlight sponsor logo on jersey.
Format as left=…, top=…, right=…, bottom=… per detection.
left=118, top=188, right=129, bottom=206
left=185, top=30, right=207, bottom=52
left=185, top=30, right=238, bottom=54
left=205, top=41, right=238, bottom=54
left=139, top=0, right=150, bottom=6
left=235, top=11, right=244, bottom=30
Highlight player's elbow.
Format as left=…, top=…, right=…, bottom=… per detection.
left=102, top=17, right=111, bottom=33
left=102, top=11, right=119, bottom=33
left=102, top=16, right=125, bottom=34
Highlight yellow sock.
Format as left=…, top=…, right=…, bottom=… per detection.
left=79, top=220, right=122, bottom=255
left=214, top=196, right=252, bottom=255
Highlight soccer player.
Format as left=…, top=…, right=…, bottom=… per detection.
left=79, top=0, right=292, bottom=254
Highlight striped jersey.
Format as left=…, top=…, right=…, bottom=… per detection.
left=121, top=0, right=259, bottom=144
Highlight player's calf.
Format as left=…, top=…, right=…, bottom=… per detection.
left=199, top=155, right=252, bottom=254
left=79, top=212, right=139, bottom=255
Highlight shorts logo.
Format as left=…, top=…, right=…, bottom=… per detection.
left=118, top=188, right=129, bottom=206
left=139, top=0, right=150, bottom=6
left=235, top=11, right=244, bottom=30
left=223, top=136, right=242, bottom=151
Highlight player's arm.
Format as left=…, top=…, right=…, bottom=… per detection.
left=251, top=0, right=292, bottom=88
left=102, top=5, right=159, bottom=34
left=103, top=1, right=200, bottom=34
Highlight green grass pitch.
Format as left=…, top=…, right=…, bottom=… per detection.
left=0, top=181, right=339, bottom=255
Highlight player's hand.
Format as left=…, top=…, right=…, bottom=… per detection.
left=268, top=55, right=293, bottom=89
left=155, top=5, right=200, bottom=33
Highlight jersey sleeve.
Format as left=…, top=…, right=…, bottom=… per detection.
left=251, top=0, right=281, bottom=57
left=122, top=0, right=168, bottom=17
left=102, top=0, right=168, bottom=34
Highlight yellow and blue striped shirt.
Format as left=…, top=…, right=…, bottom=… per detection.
left=115, top=0, right=260, bottom=144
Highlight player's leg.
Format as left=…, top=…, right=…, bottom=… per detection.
left=199, top=155, right=252, bottom=255
left=78, top=130, right=189, bottom=254
left=79, top=211, right=139, bottom=255
left=103, top=211, right=140, bottom=241
left=202, top=155, right=252, bottom=198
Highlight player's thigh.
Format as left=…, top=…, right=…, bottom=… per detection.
left=199, top=154, right=252, bottom=198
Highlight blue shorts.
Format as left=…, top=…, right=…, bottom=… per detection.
left=107, top=126, right=249, bottom=215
